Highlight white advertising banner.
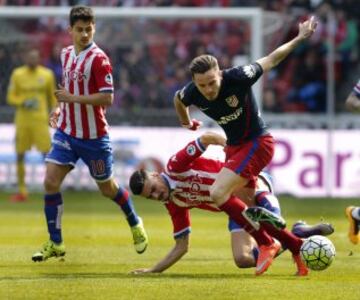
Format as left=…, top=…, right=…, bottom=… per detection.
left=1, top=124, right=360, bottom=197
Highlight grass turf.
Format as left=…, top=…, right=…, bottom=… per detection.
left=0, top=191, right=360, bottom=300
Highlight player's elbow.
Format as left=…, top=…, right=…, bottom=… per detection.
left=103, top=93, right=113, bottom=106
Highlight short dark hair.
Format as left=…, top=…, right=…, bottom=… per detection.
left=129, top=169, right=147, bottom=195
left=189, top=54, right=219, bottom=77
left=69, top=5, right=95, bottom=27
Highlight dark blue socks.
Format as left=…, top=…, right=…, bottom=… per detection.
left=44, top=193, right=63, bottom=244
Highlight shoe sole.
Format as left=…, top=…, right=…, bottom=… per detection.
left=32, top=252, right=65, bottom=262
left=246, top=207, right=286, bottom=230
left=136, top=244, right=148, bottom=254
left=346, top=207, right=359, bottom=245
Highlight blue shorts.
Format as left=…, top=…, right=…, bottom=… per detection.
left=45, top=129, right=113, bottom=181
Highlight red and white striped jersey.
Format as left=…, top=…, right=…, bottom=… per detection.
left=163, top=138, right=275, bottom=238
left=163, top=139, right=223, bottom=238
left=57, top=43, right=114, bottom=139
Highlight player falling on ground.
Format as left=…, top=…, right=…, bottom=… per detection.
left=32, top=5, right=148, bottom=262
left=7, top=48, right=57, bottom=202
left=174, top=17, right=318, bottom=275
left=129, top=132, right=333, bottom=275
left=345, top=78, right=360, bottom=244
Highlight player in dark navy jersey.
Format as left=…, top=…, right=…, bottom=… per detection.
left=174, top=16, right=318, bottom=275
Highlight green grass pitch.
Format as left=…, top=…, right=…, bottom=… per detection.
left=1, top=191, right=360, bottom=300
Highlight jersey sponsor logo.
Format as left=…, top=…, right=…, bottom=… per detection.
left=199, top=106, right=209, bottom=111
left=243, top=64, right=257, bottom=78
left=217, top=108, right=243, bottom=125
left=225, top=95, right=239, bottom=107
left=64, top=69, right=87, bottom=82
left=186, top=144, right=196, bottom=156
left=105, top=74, right=113, bottom=85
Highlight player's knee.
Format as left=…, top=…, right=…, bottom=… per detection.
left=100, top=188, right=114, bottom=199
left=43, top=176, right=61, bottom=192
left=100, top=185, right=118, bottom=199
left=233, top=255, right=256, bottom=268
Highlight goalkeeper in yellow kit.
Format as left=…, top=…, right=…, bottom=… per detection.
left=7, top=48, right=56, bottom=202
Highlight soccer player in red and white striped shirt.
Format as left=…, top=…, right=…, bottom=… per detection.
left=129, top=132, right=314, bottom=276
left=32, top=6, right=148, bottom=262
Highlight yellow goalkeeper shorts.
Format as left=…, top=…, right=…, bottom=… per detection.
left=15, top=122, right=51, bottom=154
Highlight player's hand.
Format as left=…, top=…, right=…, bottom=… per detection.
left=55, top=84, right=75, bottom=103
left=130, top=268, right=154, bottom=274
left=49, top=107, right=60, bottom=128
left=182, top=119, right=202, bottom=131
left=298, top=16, right=317, bottom=40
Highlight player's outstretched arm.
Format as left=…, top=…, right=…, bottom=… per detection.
left=130, top=235, right=189, bottom=274
left=256, top=16, right=317, bottom=72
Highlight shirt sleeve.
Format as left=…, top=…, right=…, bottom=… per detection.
left=224, top=62, right=263, bottom=86
left=166, top=138, right=207, bottom=173
left=7, top=70, right=22, bottom=106
left=92, top=54, right=114, bottom=93
left=165, top=201, right=191, bottom=239
left=176, top=83, right=193, bottom=107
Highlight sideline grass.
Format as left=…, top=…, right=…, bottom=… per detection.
left=0, top=191, right=360, bottom=300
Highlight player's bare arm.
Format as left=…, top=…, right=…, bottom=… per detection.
left=131, top=234, right=189, bottom=274
left=174, top=93, right=202, bottom=130
left=256, top=16, right=317, bottom=72
left=345, top=93, right=360, bottom=112
left=174, top=93, right=191, bottom=125
left=55, top=84, right=113, bottom=106
left=200, top=132, right=227, bottom=148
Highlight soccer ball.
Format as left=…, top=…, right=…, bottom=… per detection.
left=300, top=235, right=336, bottom=271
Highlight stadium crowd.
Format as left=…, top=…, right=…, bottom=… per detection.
left=0, top=0, right=358, bottom=116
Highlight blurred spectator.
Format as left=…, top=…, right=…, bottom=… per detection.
left=45, top=42, right=63, bottom=84
left=0, top=45, right=12, bottom=105
left=287, top=48, right=326, bottom=112
left=263, top=87, right=283, bottom=113
left=0, top=0, right=358, bottom=118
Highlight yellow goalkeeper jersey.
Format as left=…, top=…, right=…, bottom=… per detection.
left=7, top=65, right=56, bottom=124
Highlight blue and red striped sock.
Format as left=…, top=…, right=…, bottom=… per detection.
left=112, top=187, right=139, bottom=227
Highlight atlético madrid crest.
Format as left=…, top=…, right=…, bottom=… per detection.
left=225, top=95, right=239, bottom=107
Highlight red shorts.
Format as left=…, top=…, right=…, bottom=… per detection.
left=224, top=134, right=275, bottom=188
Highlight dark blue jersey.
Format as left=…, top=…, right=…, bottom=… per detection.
left=178, top=63, right=268, bottom=145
